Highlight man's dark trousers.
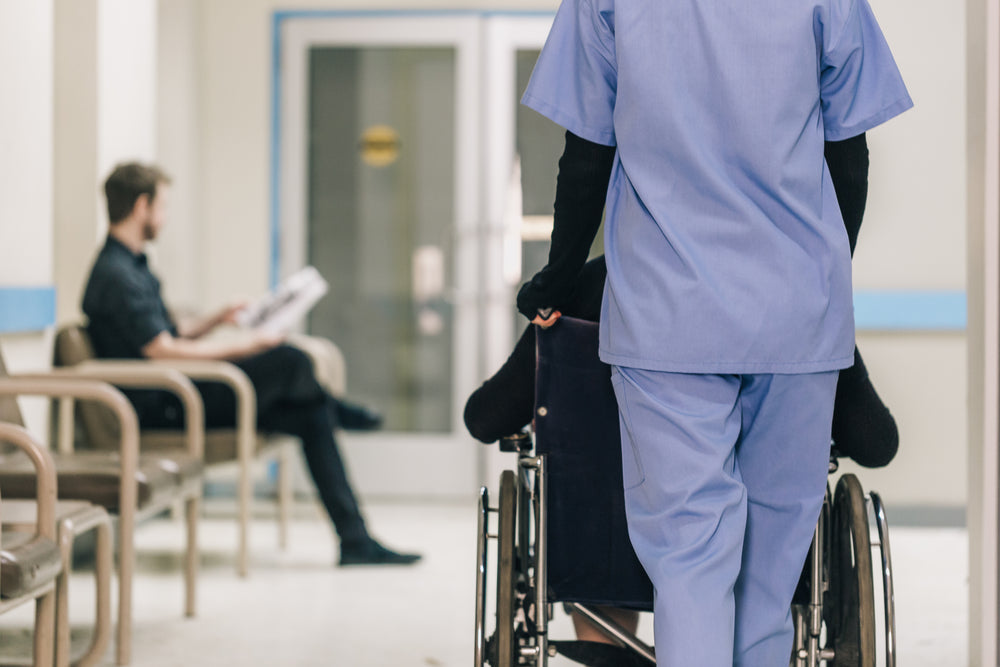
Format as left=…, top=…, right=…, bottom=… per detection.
left=150, top=344, right=370, bottom=545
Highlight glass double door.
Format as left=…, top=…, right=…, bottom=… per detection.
left=278, top=13, right=563, bottom=497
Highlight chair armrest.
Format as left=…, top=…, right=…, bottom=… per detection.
left=83, top=359, right=255, bottom=467
left=288, top=334, right=346, bottom=398
left=0, top=379, right=139, bottom=524
left=144, top=360, right=256, bottom=422
left=49, top=362, right=205, bottom=459
left=0, top=422, right=57, bottom=541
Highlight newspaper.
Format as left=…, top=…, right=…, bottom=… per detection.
left=236, top=265, right=329, bottom=335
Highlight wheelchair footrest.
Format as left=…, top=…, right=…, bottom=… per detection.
left=550, top=640, right=654, bottom=667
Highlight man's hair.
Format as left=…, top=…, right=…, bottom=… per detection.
left=103, top=162, right=172, bottom=224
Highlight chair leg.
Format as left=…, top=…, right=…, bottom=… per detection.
left=53, top=510, right=113, bottom=667
left=278, top=445, right=293, bottom=550
left=169, top=500, right=183, bottom=522
left=75, top=520, right=113, bottom=667
left=55, top=521, right=74, bottom=667
left=34, top=589, right=56, bottom=667
left=184, top=495, right=199, bottom=618
left=116, top=506, right=134, bottom=665
left=238, top=453, right=251, bottom=578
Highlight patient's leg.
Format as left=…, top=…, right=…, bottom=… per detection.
left=571, top=606, right=640, bottom=643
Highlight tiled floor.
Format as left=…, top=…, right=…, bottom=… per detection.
left=0, top=499, right=968, bottom=666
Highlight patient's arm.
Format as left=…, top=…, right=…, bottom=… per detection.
left=175, top=302, right=247, bottom=340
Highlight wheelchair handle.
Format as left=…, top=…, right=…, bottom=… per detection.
left=499, top=431, right=533, bottom=453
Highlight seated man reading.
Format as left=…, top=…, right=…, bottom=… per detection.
left=82, top=161, right=420, bottom=566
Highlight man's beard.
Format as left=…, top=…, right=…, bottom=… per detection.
left=142, top=217, right=158, bottom=241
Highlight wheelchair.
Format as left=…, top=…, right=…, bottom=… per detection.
left=473, top=316, right=897, bottom=667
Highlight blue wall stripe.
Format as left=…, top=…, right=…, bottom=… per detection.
left=854, top=290, right=966, bottom=331
left=0, top=287, right=57, bottom=334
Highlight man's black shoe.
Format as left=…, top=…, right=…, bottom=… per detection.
left=339, top=539, right=422, bottom=566
left=335, top=400, right=384, bottom=431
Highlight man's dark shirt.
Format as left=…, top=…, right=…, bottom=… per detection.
left=82, top=235, right=179, bottom=419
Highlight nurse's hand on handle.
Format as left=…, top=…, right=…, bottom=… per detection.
left=515, top=132, right=616, bottom=331
left=517, top=266, right=571, bottom=329
left=532, top=308, right=562, bottom=329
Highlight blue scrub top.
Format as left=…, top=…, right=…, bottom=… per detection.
left=523, top=0, right=912, bottom=374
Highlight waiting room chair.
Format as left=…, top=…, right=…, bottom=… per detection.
left=2, top=495, right=112, bottom=667
left=0, top=422, right=61, bottom=667
left=0, top=349, right=203, bottom=665
left=53, top=324, right=346, bottom=577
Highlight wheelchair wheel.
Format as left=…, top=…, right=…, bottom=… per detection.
left=827, top=474, right=876, bottom=667
left=868, top=492, right=897, bottom=667
left=494, top=470, right=518, bottom=667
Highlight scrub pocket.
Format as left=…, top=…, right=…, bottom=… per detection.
left=610, top=366, right=646, bottom=491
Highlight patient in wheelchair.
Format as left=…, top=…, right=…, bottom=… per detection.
left=466, top=256, right=644, bottom=660
left=464, top=249, right=899, bottom=662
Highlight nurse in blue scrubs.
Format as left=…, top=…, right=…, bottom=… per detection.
left=518, top=1, right=911, bottom=664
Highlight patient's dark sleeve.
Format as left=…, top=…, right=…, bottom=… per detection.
left=463, top=324, right=538, bottom=443
left=824, top=133, right=868, bottom=256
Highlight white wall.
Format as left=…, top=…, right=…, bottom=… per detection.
left=856, top=0, right=966, bottom=291
left=97, top=1, right=158, bottom=177
left=156, top=0, right=204, bottom=311
left=0, top=0, right=55, bottom=290
left=0, top=0, right=56, bottom=436
left=53, top=0, right=158, bottom=325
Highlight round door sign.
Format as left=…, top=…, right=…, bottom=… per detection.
left=360, top=124, right=401, bottom=167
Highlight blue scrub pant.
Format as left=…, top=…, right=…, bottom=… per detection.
left=610, top=367, right=838, bottom=666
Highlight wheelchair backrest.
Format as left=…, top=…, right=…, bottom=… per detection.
left=534, top=316, right=653, bottom=610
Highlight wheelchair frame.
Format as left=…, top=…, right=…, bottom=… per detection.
left=474, top=436, right=897, bottom=667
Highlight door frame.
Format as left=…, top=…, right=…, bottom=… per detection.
left=274, top=11, right=484, bottom=497
left=271, top=10, right=555, bottom=497
left=477, top=13, right=556, bottom=493
left=480, top=14, right=556, bottom=375
left=971, top=0, right=1000, bottom=662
